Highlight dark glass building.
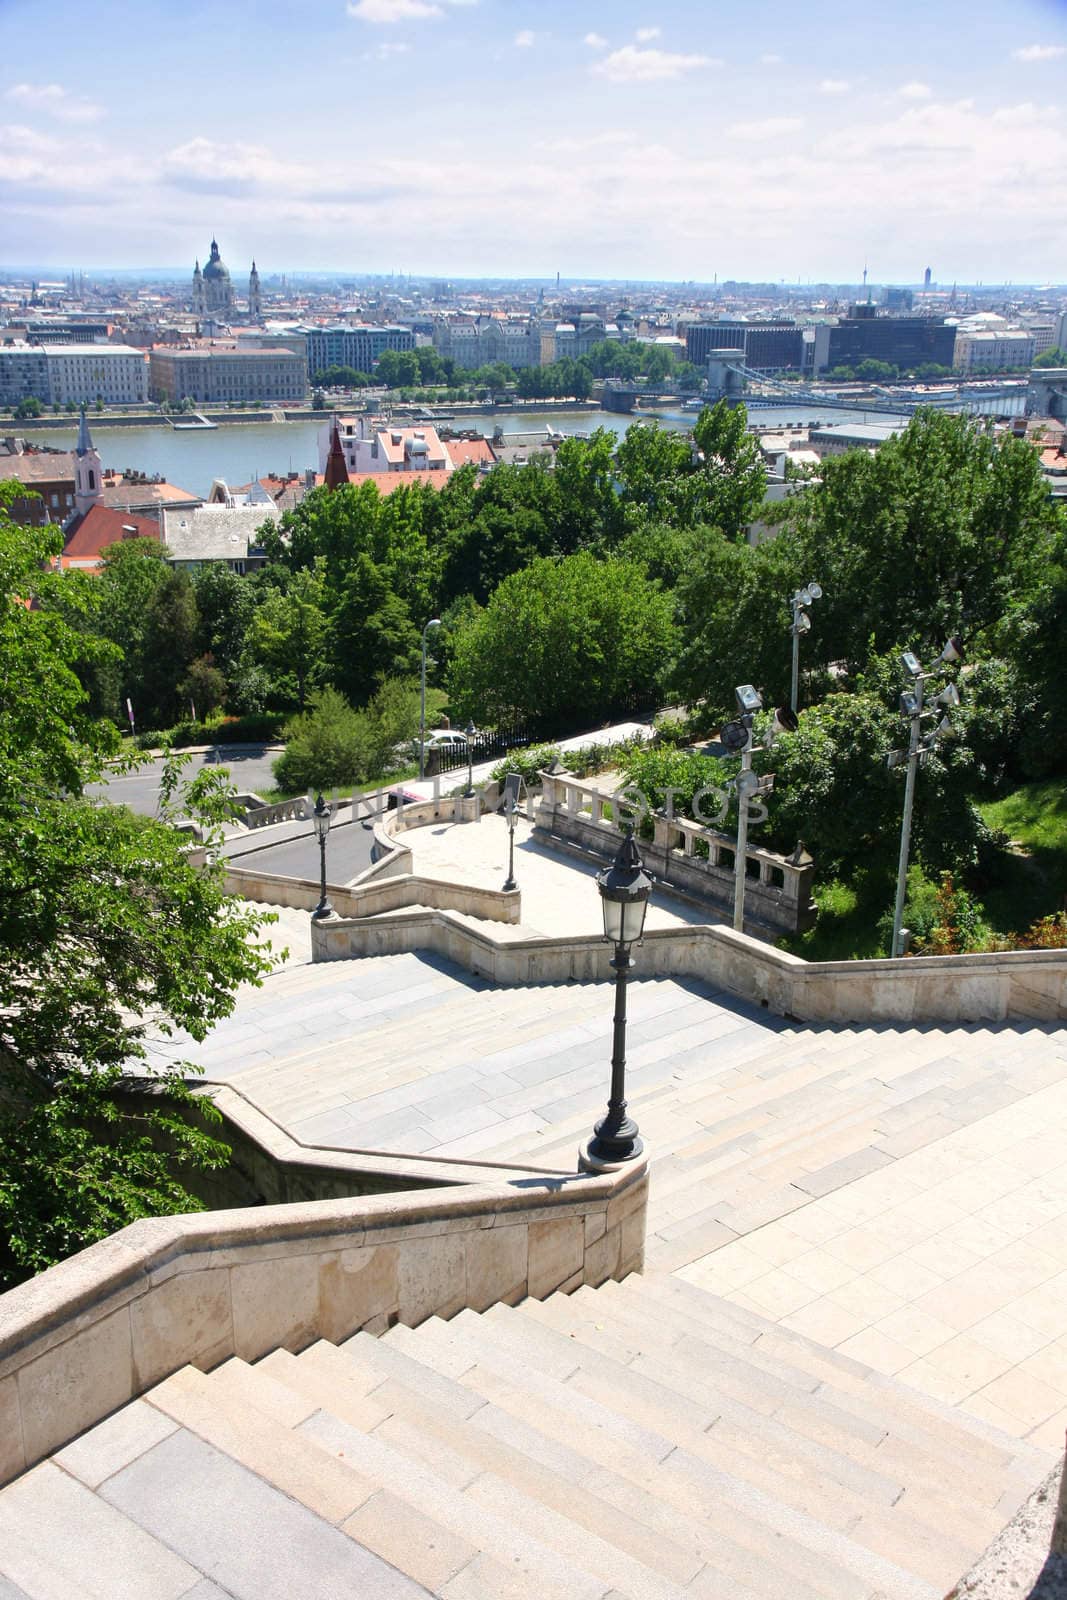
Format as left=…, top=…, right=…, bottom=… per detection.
left=686, top=321, right=804, bottom=371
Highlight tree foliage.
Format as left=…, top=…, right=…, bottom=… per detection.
left=0, top=487, right=273, bottom=1287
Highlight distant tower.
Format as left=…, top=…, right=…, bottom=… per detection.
left=73, top=409, right=103, bottom=518
left=248, top=260, right=262, bottom=321
left=192, top=258, right=205, bottom=316
left=324, top=421, right=350, bottom=491
left=924, top=266, right=932, bottom=289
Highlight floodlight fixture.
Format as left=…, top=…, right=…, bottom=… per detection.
left=773, top=706, right=799, bottom=735
left=734, top=683, right=763, bottom=715
left=798, top=587, right=813, bottom=607
left=807, top=581, right=823, bottom=599
left=936, top=682, right=961, bottom=708
left=901, top=651, right=923, bottom=679
left=900, top=691, right=920, bottom=717
left=939, top=636, right=964, bottom=664
left=796, top=612, right=812, bottom=634
left=935, top=714, right=954, bottom=738
left=720, top=719, right=751, bottom=755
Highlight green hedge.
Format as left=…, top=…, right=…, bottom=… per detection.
left=136, top=712, right=287, bottom=750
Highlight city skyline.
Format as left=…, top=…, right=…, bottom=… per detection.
left=2, top=0, right=1066, bottom=280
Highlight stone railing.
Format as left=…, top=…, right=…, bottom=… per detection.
left=310, top=907, right=1067, bottom=1026
left=225, top=864, right=520, bottom=926
left=535, top=769, right=815, bottom=935
left=242, top=794, right=311, bottom=830
left=0, top=1157, right=647, bottom=1487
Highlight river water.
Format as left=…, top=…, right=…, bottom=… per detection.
left=17, top=401, right=933, bottom=499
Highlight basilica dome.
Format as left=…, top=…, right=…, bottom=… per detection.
left=203, top=239, right=230, bottom=281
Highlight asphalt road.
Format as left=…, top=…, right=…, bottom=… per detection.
left=223, top=814, right=378, bottom=884
left=89, top=745, right=282, bottom=817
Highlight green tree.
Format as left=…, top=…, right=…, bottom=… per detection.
left=327, top=553, right=421, bottom=708
left=376, top=349, right=421, bottom=387
left=0, top=488, right=271, bottom=1287
left=448, top=552, right=676, bottom=733
left=14, top=396, right=43, bottom=419
left=272, top=687, right=369, bottom=791
left=690, top=400, right=768, bottom=540
left=140, top=569, right=200, bottom=728
left=616, top=421, right=694, bottom=524
left=244, top=564, right=329, bottom=710
left=179, top=653, right=227, bottom=719
left=1033, top=348, right=1067, bottom=369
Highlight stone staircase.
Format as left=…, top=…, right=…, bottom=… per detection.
left=0, top=1270, right=1052, bottom=1600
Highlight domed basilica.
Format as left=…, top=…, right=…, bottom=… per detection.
left=191, top=239, right=261, bottom=320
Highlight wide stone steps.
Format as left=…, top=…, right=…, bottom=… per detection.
left=2, top=1273, right=1051, bottom=1600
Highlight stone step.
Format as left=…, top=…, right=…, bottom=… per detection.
left=386, top=1312, right=946, bottom=1600
left=167, top=1355, right=608, bottom=1600
left=621, top=1272, right=1049, bottom=1479
left=415, top=1301, right=1001, bottom=1582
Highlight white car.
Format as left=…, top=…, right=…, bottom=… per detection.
left=413, top=729, right=470, bottom=759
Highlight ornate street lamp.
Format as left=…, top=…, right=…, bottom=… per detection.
left=501, top=771, right=524, bottom=892
left=583, top=826, right=652, bottom=1168
left=463, top=720, right=476, bottom=798
left=311, top=792, right=333, bottom=920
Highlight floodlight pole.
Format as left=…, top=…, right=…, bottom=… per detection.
left=790, top=624, right=801, bottom=717
left=733, top=736, right=753, bottom=933
left=419, top=618, right=441, bottom=781
left=890, top=680, right=923, bottom=959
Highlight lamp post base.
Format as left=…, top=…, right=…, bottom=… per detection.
left=311, top=900, right=333, bottom=921
left=579, top=1111, right=644, bottom=1173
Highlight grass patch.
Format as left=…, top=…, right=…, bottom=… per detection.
left=977, top=780, right=1067, bottom=935
left=778, top=869, right=895, bottom=962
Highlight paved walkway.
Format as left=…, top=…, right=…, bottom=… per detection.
left=401, top=812, right=724, bottom=939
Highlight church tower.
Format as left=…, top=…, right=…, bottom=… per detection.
left=73, top=409, right=103, bottom=518
left=192, top=258, right=204, bottom=316
left=248, top=260, right=262, bottom=322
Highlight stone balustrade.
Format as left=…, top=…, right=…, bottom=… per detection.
left=241, top=794, right=312, bottom=830
left=225, top=865, right=520, bottom=926
left=536, top=769, right=815, bottom=935
left=0, top=1157, right=647, bottom=1488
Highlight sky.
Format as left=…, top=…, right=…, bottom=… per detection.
left=1, top=0, right=1066, bottom=281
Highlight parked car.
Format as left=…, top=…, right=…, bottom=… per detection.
left=411, top=729, right=469, bottom=761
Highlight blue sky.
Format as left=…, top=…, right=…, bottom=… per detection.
left=1, top=0, right=1065, bottom=279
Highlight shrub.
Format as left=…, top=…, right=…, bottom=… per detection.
left=273, top=688, right=368, bottom=793
left=490, top=744, right=562, bottom=787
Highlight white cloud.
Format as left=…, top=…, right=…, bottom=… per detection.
left=514, top=28, right=535, bottom=47
left=584, top=32, right=607, bottom=48
left=368, top=40, right=411, bottom=58
left=634, top=26, right=661, bottom=41
left=592, top=46, right=718, bottom=83
left=759, top=53, right=783, bottom=65
left=1011, top=43, right=1066, bottom=62
left=898, top=81, right=932, bottom=99
left=727, top=116, right=805, bottom=141
left=991, top=101, right=1059, bottom=126
left=346, top=0, right=474, bottom=20
left=5, top=82, right=102, bottom=123
left=818, top=78, right=850, bottom=94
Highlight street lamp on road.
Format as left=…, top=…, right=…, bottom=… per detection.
left=419, top=618, right=442, bottom=780
left=889, top=638, right=963, bottom=958
left=311, top=792, right=333, bottom=920
left=582, top=826, right=652, bottom=1169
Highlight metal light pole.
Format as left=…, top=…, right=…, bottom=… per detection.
left=889, top=640, right=962, bottom=958
left=582, top=827, right=651, bottom=1169
left=789, top=581, right=822, bottom=716
left=419, top=618, right=441, bottom=780
left=721, top=687, right=796, bottom=936
left=311, top=792, right=333, bottom=920
left=463, top=720, right=476, bottom=799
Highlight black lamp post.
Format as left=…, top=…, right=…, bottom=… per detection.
left=501, top=771, right=523, bottom=892
left=311, top=792, right=333, bottom=920
left=584, top=826, right=651, bottom=1168
left=463, top=720, right=476, bottom=799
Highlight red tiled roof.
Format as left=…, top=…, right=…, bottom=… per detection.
left=444, top=437, right=495, bottom=468
left=345, top=470, right=454, bottom=495
left=1, top=453, right=76, bottom=485
left=62, top=505, right=160, bottom=564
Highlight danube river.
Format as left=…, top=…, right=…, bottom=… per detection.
left=20, top=401, right=917, bottom=499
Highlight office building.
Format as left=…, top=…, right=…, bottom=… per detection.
left=305, top=325, right=415, bottom=377
left=149, top=347, right=307, bottom=403
left=686, top=320, right=803, bottom=371
left=0, top=344, right=147, bottom=405
left=810, top=306, right=956, bottom=373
